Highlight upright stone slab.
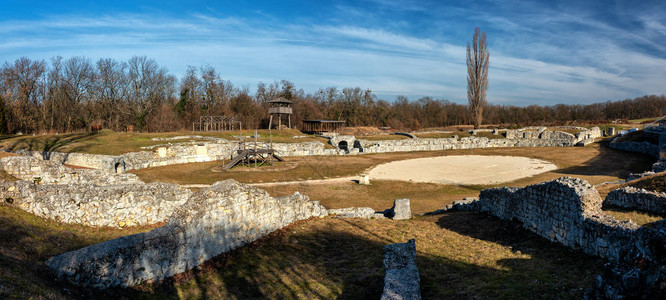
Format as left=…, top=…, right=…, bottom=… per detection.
left=381, top=239, right=421, bottom=300
left=359, top=174, right=370, bottom=185
left=45, top=180, right=328, bottom=289
left=388, top=198, right=411, bottom=220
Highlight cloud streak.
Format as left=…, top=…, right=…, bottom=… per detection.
left=0, top=1, right=664, bottom=105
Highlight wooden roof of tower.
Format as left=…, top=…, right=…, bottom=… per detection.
left=268, top=97, right=293, bottom=104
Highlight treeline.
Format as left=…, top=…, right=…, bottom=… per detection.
left=1, top=55, right=665, bottom=134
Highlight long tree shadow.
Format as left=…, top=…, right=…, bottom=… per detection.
left=2, top=202, right=606, bottom=299
left=6, top=132, right=99, bottom=160
left=435, top=211, right=605, bottom=296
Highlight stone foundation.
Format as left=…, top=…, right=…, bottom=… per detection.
left=604, top=187, right=666, bottom=216
left=445, top=177, right=666, bottom=297
left=462, top=177, right=639, bottom=261
left=15, top=149, right=126, bottom=173
left=0, top=156, right=141, bottom=185
left=0, top=180, right=191, bottom=227
left=608, top=140, right=660, bottom=158
left=45, top=180, right=328, bottom=289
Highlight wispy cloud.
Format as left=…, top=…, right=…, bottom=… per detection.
left=0, top=1, right=664, bottom=105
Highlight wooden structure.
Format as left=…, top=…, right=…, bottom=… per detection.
left=268, top=97, right=293, bottom=129
left=302, top=120, right=346, bottom=134
left=193, top=116, right=241, bottom=132
left=222, top=136, right=283, bottom=170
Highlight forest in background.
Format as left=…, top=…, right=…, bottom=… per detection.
left=1, top=55, right=665, bottom=134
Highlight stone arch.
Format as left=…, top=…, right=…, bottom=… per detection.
left=338, top=141, right=349, bottom=152
left=112, top=158, right=126, bottom=174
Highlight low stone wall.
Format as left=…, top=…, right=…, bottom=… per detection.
left=11, top=127, right=601, bottom=172
left=122, top=141, right=339, bottom=170
left=446, top=177, right=666, bottom=296
left=0, top=180, right=191, bottom=227
left=381, top=239, right=421, bottom=300
left=604, top=187, right=666, bottom=216
left=45, top=180, right=328, bottom=289
left=14, top=149, right=126, bottom=172
left=0, top=156, right=141, bottom=185
left=471, top=177, right=639, bottom=261
left=608, top=141, right=660, bottom=157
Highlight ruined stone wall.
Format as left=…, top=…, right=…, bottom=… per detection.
left=15, top=149, right=126, bottom=172
left=605, top=187, right=666, bottom=216
left=608, top=140, right=660, bottom=157
left=359, top=131, right=579, bottom=154
left=474, top=177, right=639, bottom=260
left=0, top=180, right=191, bottom=227
left=0, top=156, right=141, bottom=185
left=12, top=127, right=600, bottom=171
left=45, top=180, right=328, bottom=289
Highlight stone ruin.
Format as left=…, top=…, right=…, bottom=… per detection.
left=46, top=180, right=328, bottom=288
left=7, top=126, right=603, bottom=173
left=0, top=156, right=139, bottom=185
left=0, top=153, right=417, bottom=290
left=446, top=177, right=666, bottom=297
left=605, top=186, right=666, bottom=216
left=0, top=156, right=191, bottom=227
left=381, top=239, right=421, bottom=300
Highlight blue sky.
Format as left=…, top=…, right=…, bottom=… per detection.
left=1, top=0, right=665, bottom=105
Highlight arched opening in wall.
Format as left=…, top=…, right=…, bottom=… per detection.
left=353, top=140, right=363, bottom=152
left=114, top=163, right=123, bottom=174
left=338, top=141, right=349, bottom=152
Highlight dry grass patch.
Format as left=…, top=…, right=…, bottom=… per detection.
left=133, top=151, right=444, bottom=185
left=0, top=204, right=158, bottom=299
left=261, top=180, right=479, bottom=214
left=135, top=214, right=603, bottom=299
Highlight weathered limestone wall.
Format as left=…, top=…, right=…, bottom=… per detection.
left=473, top=177, right=639, bottom=260
left=0, top=156, right=141, bottom=185
left=0, top=180, right=191, bottom=227
left=15, top=149, right=126, bottom=172
left=45, top=180, right=328, bottom=289
left=608, top=140, right=660, bottom=157
left=605, top=187, right=666, bottom=216
left=360, top=127, right=601, bottom=154
left=122, top=141, right=339, bottom=170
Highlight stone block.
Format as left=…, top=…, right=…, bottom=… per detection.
left=157, top=147, right=167, bottom=158
left=359, top=174, right=370, bottom=185
left=387, top=198, right=411, bottom=220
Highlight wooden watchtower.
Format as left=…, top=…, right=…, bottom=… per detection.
left=268, top=97, right=293, bottom=129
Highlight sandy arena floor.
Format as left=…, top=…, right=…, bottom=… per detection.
left=368, top=155, right=557, bottom=185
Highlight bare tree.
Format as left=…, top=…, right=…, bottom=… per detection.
left=466, top=27, right=489, bottom=129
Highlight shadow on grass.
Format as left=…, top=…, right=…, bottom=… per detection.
left=6, top=132, right=99, bottom=160
left=2, top=204, right=605, bottom=299
left=434, top=211, right=604, bottom=298
left=554, top=142, right=656, bottom=179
